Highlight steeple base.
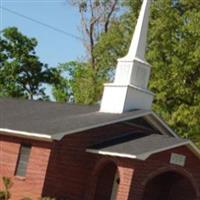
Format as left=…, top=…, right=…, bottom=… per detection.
left=100, top=84, right=154, bottom=113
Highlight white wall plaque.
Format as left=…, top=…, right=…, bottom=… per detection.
left=170, top=153, right=186, bottom=167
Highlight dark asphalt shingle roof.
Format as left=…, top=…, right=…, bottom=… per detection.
left=87, top=134, right=188, bottom=159
left=0, top=98, right=149, bottom=139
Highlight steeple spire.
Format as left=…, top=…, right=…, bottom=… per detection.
left=120, top=0, right=151, bottom=62
left=100, top=0, right=154, bottom=113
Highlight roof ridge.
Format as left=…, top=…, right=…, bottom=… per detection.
left=0, top=97, right=99, bottom=107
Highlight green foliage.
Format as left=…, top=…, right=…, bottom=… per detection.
left=0, top=27, right=56, bottom=100
left=0, top=177, right=59, bottom=200
left=19, top=195, right=57, bottom=200
left=52, top=63, right=70, bottom=103
left=0, top=191, right=7, bottom=200
left=60, top=0, right=119, bottom=104
left=51, top=0, right=200, bottom=146
left=39, top=197, right=56, bottom=200
left=147, top=0, right=200, bottom=146
left=52, top=61, right=106, bottom=104
left=54, top=0, right=140, bottom=105
left=0, top=177, right=12, bottom=200
left=59, top=0, right=200, bottom=146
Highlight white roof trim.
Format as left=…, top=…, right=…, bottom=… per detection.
left=0, top=110, right=151, bottom=141
left=53, top=110, right=151, bottom=140
left=1, top=111, right=199, bottom=160
left=87, top=141, right=200, bottom=161
left=137, top=141, right=190, bottom=160
left=86, top=149, right=137, bottom=159
left=0, top=128, right=52, bottom=141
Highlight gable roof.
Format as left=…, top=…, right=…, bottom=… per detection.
left=0, top=98, right=151, bottom=140
left=0, top=98, right=199, bottom=159
left=87, top=133, right=189, bottom=160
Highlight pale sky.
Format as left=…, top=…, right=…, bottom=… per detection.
left=0, top=0, right=85, bottom=67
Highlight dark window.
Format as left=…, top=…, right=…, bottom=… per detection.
left=15, top=144, right=31, bottom=177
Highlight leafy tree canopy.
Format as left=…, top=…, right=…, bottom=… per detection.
left=52, top=61, right=107, bottom=104
left=54, top=0, right=200, bottom=146
left=0, top=27, right=56, bottom=100
left=53, top=0, right=120, bottom=104
left=94, top=0, right=200, bottom=146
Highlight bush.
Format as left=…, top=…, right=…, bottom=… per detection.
left=0, top=177, right=12, bottom=200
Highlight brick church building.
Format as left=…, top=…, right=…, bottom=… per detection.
left=0, top=0, right=200, bottom=199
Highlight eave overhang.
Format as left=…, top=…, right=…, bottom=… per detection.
left=0, top=128, right=53, bottom=142
left=87, top=141, right=200, bottom=161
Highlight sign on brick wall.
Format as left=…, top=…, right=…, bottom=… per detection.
left=170, top=153, right=186, bottom=167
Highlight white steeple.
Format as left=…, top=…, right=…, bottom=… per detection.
left=120, top=0, right=151, bottom=62
left=100, top=0, right=154, bottom=113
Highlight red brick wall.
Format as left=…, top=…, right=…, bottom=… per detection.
left=0, top=134, right=52, bottom=200
left=116, top=146, right=200, bottom=200
left=42, top=123, right=200, bottom=200
left=86, top=147, right=200, bottom=200
left=94, top=162, right=116, bottom=200
left=1, top=123, right=200, bottom=200
left=42, top=123, right=144, bottom=199
left=115, top=166, right=134, bottom=200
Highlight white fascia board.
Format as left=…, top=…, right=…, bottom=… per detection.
left=87, top=142, right=200, bottom=161
left=137, top=141, right=190, bottom=160
left=0, top=110, right=151, bottom=141
left=86, top=149, right=137, bottom=159
left=0, top=128, right=52, bottom=141
left=87, top=141, right=192, bottom=161
left=53, top=110, right=152, bottom=140
left=138, top=141, right=200, bottom=160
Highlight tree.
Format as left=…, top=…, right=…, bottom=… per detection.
left=69, top=0, right=119, bottom=64
left=53, top=0, right=200, bottom=146
left=54, top=0, right=119, bottom=104
left=52, top=63, right=70, bottom=103
left=91, top=0, right=200, bottom=146
left=52, top=61, right=105, bottom=104
left=0, top=27, right=55, bottom=100
left=147, top=0, right=200, bottom=147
